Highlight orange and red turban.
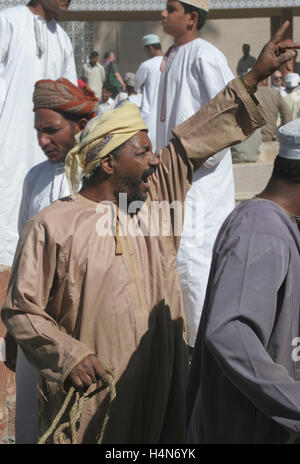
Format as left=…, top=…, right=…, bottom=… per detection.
left=33, top=78, right=99, bottom=119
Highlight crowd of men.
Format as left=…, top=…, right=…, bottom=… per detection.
left=1, top=0, right=300, bottom=445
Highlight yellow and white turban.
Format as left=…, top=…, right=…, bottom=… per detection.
left=65, top=101, right=148, bottom=198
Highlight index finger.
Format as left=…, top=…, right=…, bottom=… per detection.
left=271, top=20, right=290, bottom=44
left=277, top=39, right=300, bottom=50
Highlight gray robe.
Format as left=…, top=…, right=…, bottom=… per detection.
left=187, top=198, right=300, bottom=444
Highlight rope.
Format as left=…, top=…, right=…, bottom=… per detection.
left=38, top=387, right=75, bottom=444
left=97, top=370, right=116, bottom=444
left=38, top=367, right=116, bottom=444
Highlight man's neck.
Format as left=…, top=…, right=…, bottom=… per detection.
left=150, top=50, right=164, bottom=58
left=174, top=30, right=198, bottom=47
left=27, top=2, right=57, bottom=22
left=257, top=180, right=300, bottom=217
left=79, top=186, right=117, bottom=204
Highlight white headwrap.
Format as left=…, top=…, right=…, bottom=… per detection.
left=278, top=119, right=300, bottom=160
left=181, top=0, right=209, bottom=11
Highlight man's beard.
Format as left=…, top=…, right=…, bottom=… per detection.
left=117, top=174, right=147, bottom=208
left=115, top=168, right=156, bottom=212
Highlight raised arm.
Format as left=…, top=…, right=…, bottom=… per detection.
left=151, top=23, right=300, bottom=246
left=173, top=21, right=300, bottom=167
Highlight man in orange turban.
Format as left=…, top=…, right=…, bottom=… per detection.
left=16, top=77, right=98, bottom=444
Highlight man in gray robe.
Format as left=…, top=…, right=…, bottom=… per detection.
left=187, top=118, right=300, bottom=444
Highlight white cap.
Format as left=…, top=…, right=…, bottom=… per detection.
left=124, top=72, right=135, bottom=87
left=142, top=34, right=161, bottom=46
left=181, top=0, right=210, bottom=11
left=278, top=119, right=300, bottom=160
left=285, top=72, right=300, bottom=89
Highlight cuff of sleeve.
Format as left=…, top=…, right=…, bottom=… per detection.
left=233, top=77, right=266, bottom=128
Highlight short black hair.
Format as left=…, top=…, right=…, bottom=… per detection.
left=90, top=51, right=99, bottom=58
left=270, top=155, right=300, bottom=184
left=60, top=112, right=92, bottom=123
left=102, top=82, right=115, bottom=94
left=104, top=51, right=113, bottom=60
left=180, top=2, right=207, bottom=31
left=126, top=85, right=135, bottom=94
left=145, top=43, right=162, bottom=51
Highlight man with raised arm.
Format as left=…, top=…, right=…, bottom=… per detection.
left=2, top=25, right=298, bottom=444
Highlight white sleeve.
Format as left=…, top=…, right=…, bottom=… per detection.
left=0, top=15, right=13, bottom=105
left=18, top=172, right=32, bottom=235
left=196, top=50, right=234, bottom=168
left=197, top=51, right=234, bottom=100
left=62, top=36, right=77, bottom=85
left=135, top=63, right=148, bottom=92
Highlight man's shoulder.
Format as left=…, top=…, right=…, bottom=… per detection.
left=29, top=196, right=79, bottom=239
left=25, top=160, right=53, bottom=182
left=21, top=199, right=73, bottom=246
left=33, top=194, right=94, bottom=226
left=0, top=5, right=28, bottom=22
left=142, top=56, right=163, bottom=67
left=226, top=199, right=296, bottom=241
left=192, top=38, right=227, bottom=61
left=137, top=57, right=162, bottom=77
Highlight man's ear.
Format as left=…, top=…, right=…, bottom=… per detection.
left=187, top=11, right=198, bottom=29
left=100, top=154, right=116, bottom=175
left=77, top=118, right=88, bottom=131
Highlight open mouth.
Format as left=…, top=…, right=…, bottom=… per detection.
left=141, top=173, right=151, bottom=190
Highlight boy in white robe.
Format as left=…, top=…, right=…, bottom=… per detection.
left=0, top=0, right=77, bottom=267
left=135, top=34, right=164, bottom=152
left=157, top=0, right=235, bottom=349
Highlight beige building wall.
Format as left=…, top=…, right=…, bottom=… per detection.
left=92, top=16, right=300, bottom=77
left=93, top=21, right=173, bottom=73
